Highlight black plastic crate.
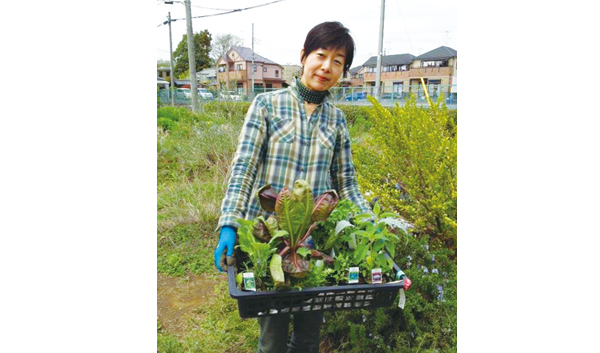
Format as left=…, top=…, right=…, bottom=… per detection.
left=227, top=263, right=405, bottom=319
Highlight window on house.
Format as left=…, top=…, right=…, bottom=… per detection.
left=263, top=67, right=267, bottom=72
left=423, top=60, right=448, bottom=68
left=393, top=82, right=403, bottom=93
left=237, top=64, right=243, bottom=71
left=254, top=65, right=257, bottom=72
left=275, top=70, right=279, bottom=77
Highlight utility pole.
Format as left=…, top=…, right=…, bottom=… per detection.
left=375, top=0, right=385, bottom=99
left=168, top=12, right=175, bottom=106
left=252, top=23, right=255, bottom=96
left=184, top=0, right=198, bottom=111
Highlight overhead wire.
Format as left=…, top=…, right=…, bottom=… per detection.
left=394, top=0, right=415, bottom=54
left=157, top=0, right=288, bottom=27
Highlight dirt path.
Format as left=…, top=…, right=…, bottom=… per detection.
left=157, top=272, right=225, bottom=338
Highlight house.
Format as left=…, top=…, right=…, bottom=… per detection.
left=411, top=46, right=457, bottom=99
left=358, top=46, right=457, bottom=98
left=362, top=53, right=416, bottom=95
left=157, top=66, right=171, bottom=79
left=217, top=46, right=284, bottom=94
left=157, top=77, right=169, bottom=89
left=339, top=66, right=364, bottom=87
left=197, top=68, right=217, bottom=88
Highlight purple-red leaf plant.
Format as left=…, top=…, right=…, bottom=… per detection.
left=258, top=180, right=337, bottom=278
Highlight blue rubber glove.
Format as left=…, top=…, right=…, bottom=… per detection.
left=214, top=226, right=236, bottom=272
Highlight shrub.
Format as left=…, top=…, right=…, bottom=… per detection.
left=320, top=229, right=457, bottom=352
left=201, top=101, right=251, bottom=120
left=157, top=106, right=197, bottom=132
left=353, top=95, right=457, bottom=251
left=336, top=104, right=375, bottom=125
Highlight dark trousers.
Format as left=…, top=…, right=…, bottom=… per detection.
left=256, top=311, right=324, bottom=353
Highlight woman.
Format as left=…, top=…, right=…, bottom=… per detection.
left=214, top=21, right=374, bottom=353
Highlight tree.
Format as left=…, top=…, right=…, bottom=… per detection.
left=173, top=29, right=213, bottom=78
left=157, top=59, right=171, bottom=68
left=210, top=34, right=244, bottom=90
left=210, top=33, right=243, bottom=65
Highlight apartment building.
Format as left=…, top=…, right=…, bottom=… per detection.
left=358, top=46, right=457, bottom=98
left=217, top=46, right=284, bottom=94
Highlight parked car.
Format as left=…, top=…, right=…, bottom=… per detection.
left=345, top=92, right=367, bottom=101
left=176, top=88, right=214, bottom=100
left=176, top=88, right=191, bottom=99
left=380, top=92, right=403, bottom=100
left=219, top=91, right=242, bottom=101
left=197, top=88, right=214, bottom=100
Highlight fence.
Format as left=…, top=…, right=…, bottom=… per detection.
left=158, top=84, right=457, bottom=108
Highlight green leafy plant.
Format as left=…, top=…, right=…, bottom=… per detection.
left=353, top=94, right=457, bottom=250
left=329, top=201, right=410, bottom=281
left=236, top=218, right=278, bottom=285
left=256, top=179, right=337, bottom=278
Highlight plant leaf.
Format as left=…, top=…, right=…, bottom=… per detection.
left=379, top=211, right=400, bottom=218
left=373, top=201, right=380, bottom=217
left=373, top=240, right=385, bottom=253
left=323, top=220, right=354, bottom=250
left=282, top=252, right=311, bottom=278
left=354, top=243, right=368, bottom=262
left=269, top=254, right=286, bottom=287
left=252, top=218, right=271, bottom=242
left=265, top=216, right=278, bottom=237
left=379, top=217, right=409, bottom=233
left=311, top=190, right=338, bottom=222
left=275, top=187, right=302, bottom=244
left=335, top=220, right=354, bottom=236
left=257, top=184, right=278, bottom=212
left=297, top=247, right=311, bottom=257
left=386, top=241, right=396, bottom=258
left=292, top=179, right=314, bottom=241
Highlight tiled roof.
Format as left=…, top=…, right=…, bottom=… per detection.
left=362, top=53, right=416, bottom=67
left=230, top=46, right=280, bottom=66
left=349, top=66, right=362, bottom=74
left=416, top=46, right=457, bottom=61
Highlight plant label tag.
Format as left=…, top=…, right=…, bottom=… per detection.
left=348, top=267, right=359, bottom=284
left=243, top=272, right=256, bottom=291
left=398, top=289, right=406, bottom=309
left=396, top=269, right=406, bottom=280
left=371, top=268, right=382, bottom=284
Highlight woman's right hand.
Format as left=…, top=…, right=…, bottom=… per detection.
left=214, top=226, right=236, bottom=272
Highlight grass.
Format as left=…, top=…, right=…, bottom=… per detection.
left=157, top=103, right=244, bottom=279
left=158, top=280, right=259, bottom=353
left=157, top=101, right=457, bottom=352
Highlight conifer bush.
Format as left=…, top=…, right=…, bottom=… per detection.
left=352, top=95, right=457, bottom=250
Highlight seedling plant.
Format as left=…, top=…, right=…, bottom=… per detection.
left=233, top=179, right=409, bottom=291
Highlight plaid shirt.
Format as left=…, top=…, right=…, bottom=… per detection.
left=218, top=79, right=373, bottom=230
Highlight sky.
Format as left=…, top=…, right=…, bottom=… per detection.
left=156, top=0, right=457, bottom=68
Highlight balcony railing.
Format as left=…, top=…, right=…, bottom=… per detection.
left=217, top=70, right=247, bottom=82
left=363, top=66, right=452, bottom=81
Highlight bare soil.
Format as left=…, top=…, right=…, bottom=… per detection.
left=157, top=272, right=225, bottom=338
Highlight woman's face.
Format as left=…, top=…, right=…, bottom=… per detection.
left=300, top=47, right=346, bottom=92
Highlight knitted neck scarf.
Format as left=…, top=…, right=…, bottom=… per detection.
left=296, top=77, right=327, bottom=104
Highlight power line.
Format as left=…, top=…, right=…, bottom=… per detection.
left=158, top=0, right=239, bottom=11
left=157, top=0, right=288, bottom=27
left=394, top=0, right=414, bottom=54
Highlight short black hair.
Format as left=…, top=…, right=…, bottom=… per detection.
left=302, top=21, right=355, bottom=75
